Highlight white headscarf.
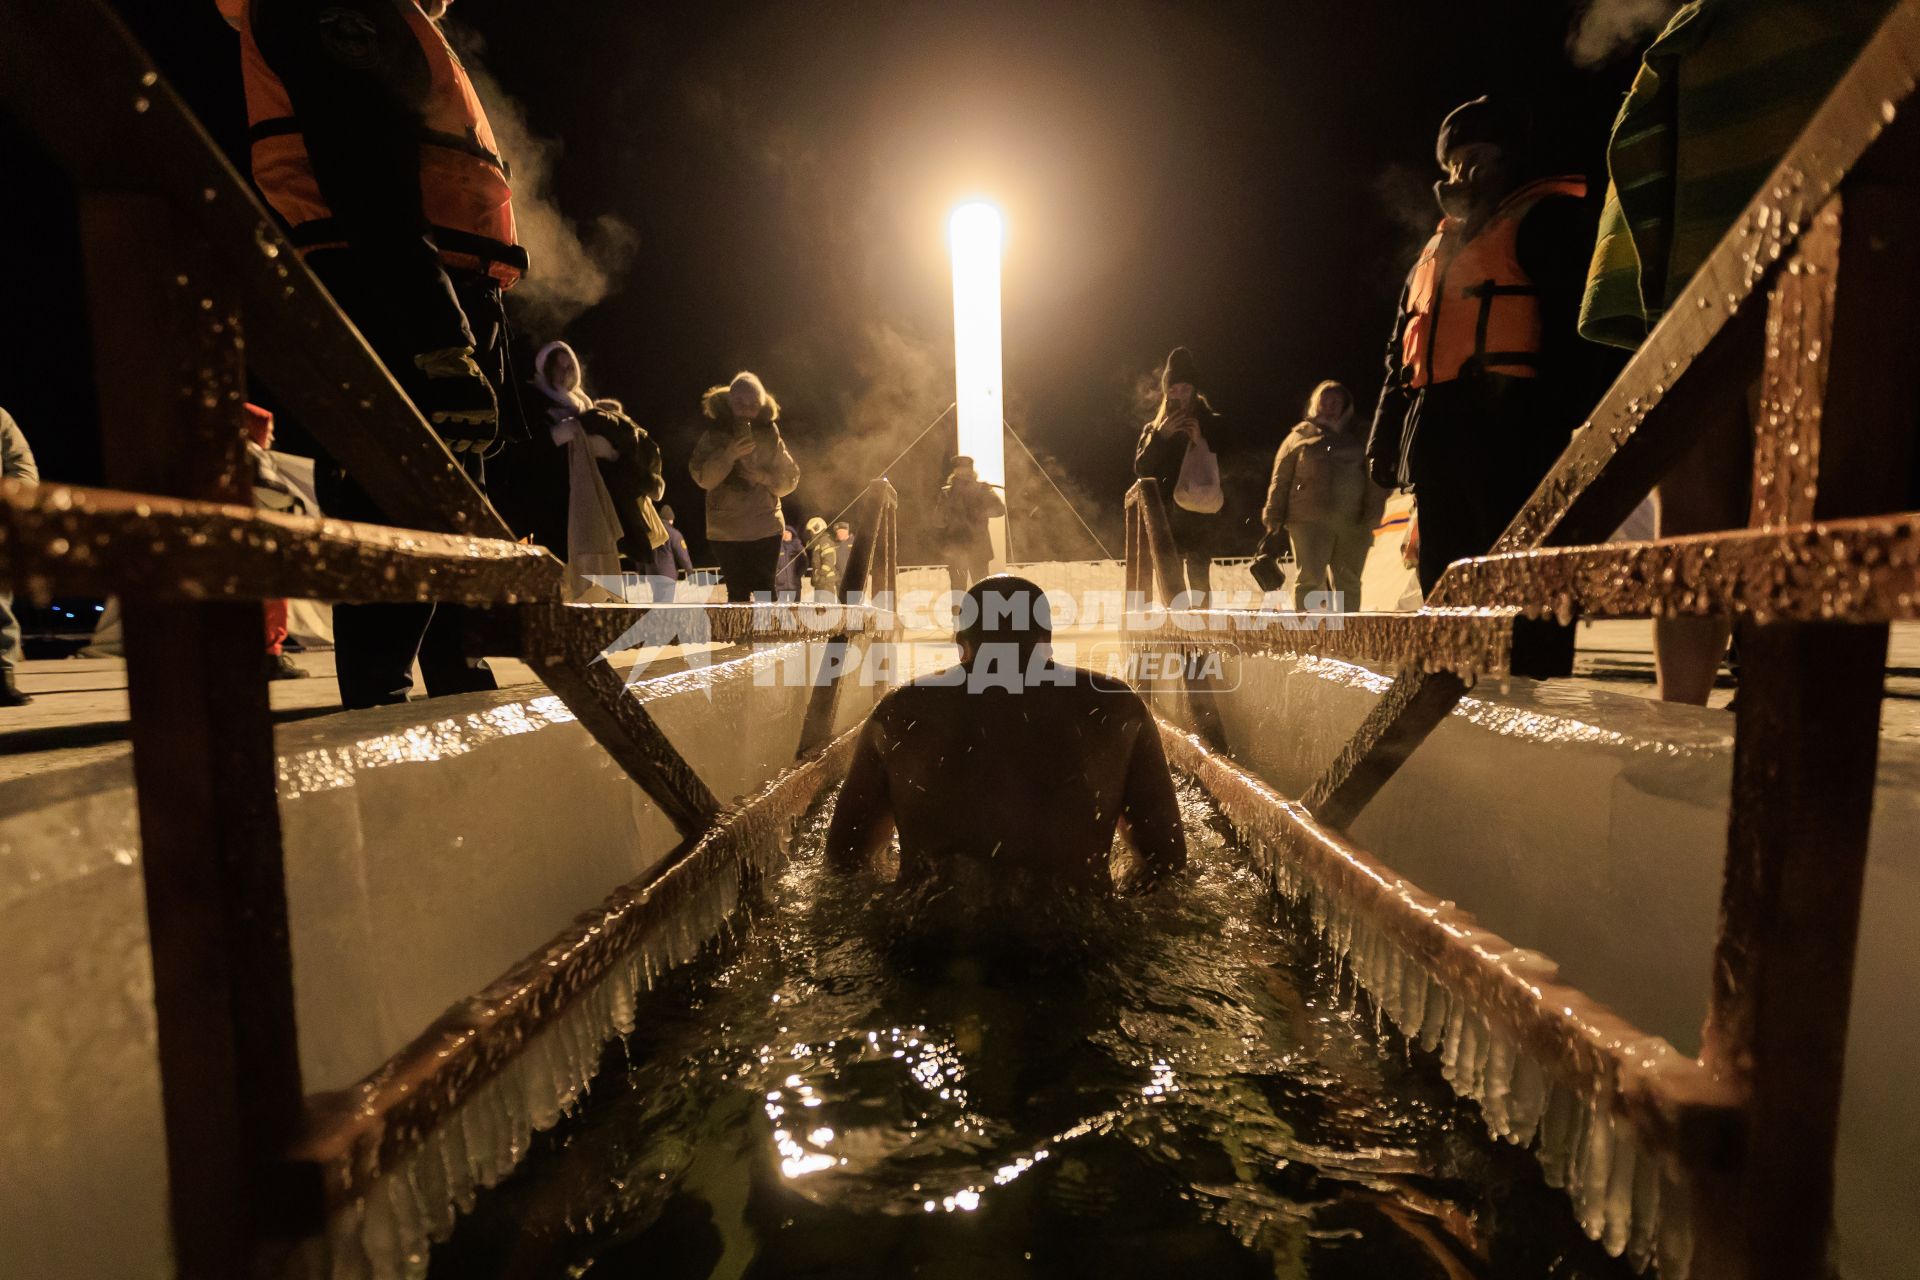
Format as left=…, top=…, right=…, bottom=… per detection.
left=533, top=340, right=593, bottom=414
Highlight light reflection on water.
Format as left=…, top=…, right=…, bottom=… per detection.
left=437, top=785, right=1628, bottom=1279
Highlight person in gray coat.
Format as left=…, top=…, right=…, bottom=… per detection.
left=1262, top=382, right=1386, bottom=612
left=1, top=407, right=39, bottom=705
left=689, top=371, right=801, bottom=601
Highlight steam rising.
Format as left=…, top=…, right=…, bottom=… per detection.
left=1372, top=163, right=1441, bottom=253
left=1567, top=0, right=1677, bottom=69
left=451, top=28, right=637, bottom=331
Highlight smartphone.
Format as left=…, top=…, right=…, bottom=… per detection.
left=734, top=420, right=754, bottom=445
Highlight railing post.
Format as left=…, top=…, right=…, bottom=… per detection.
left=1133, top=480, right=1182, bottom=608
left=1695, top=186, right=1920, bottom=1280
left=81, top=192, right=321, bottom=1276
left=800, top=481, right=894, bottom=755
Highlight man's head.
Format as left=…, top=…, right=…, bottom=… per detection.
left=1433, top=97, right=1525, bottom=221
left=833, top=521, right=851, bottom=542
left=806, top=516, right=827, bottom=537
left=659, top=504, right=676, bottom=526
left=955, top=574, right=1052, bottom=666
left=950, top=455, right=976, bottom=478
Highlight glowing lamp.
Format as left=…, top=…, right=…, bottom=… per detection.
left=949, top=201, right=1006, bottom=564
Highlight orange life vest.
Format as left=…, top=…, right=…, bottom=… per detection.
left=1399, top=175, right=1586, bottom=388
left=235, top=0, right=526, bottom=287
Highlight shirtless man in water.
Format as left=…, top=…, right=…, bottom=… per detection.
left=825, top=575, right=1186, bottom=892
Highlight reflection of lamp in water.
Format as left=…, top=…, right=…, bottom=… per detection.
left=949, top=201, right=1007, bottom=565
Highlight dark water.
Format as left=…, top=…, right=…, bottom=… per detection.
left=437, top=785, right=1630, bottom=1279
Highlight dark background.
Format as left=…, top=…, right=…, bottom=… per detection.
left=1, top=0, right=1649, bottom=567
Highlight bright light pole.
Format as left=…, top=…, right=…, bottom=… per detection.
left=949, top=201, right=1006, bottom=565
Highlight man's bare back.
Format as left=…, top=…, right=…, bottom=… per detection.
left=825, top=577, right=1185, bottom=894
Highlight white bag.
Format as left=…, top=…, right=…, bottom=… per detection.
left=1173, top=436, right=1224, bottom=513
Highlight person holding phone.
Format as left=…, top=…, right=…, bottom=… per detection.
left=1131, top=347, right=1222, bottom=605
left=690, top=371, right=802, bottom=601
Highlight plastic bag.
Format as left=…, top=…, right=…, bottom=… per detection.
left=1173, top=436, right=1224, bottom=513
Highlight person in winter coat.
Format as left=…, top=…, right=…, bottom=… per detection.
left=1133, top=346, right=1221, bottom=605
left=241, top=404, right=315, bottom=681
left=533, top=342, right=667, bottom=573
left=804, top=516, right=840, bottom=601
left=774, top=524, right=806, bottom=600
left=1264, top=382, right=1386, bottom=613
left=1364, top=97, right=1608, bottom=678
left=0, top=407, right=38, bottom=706
left=936, top=455, right=1006, bottom=592
left=689, top=372, right=801, bottom=602
left=649, top=503, right=695, bottom=600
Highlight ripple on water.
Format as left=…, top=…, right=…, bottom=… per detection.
left=435, top=785, right=1631, bottom=1278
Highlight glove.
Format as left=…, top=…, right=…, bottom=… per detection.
left=411, top=346, right=499, bottom=452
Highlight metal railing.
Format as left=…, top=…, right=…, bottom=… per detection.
left=0, top=2, right=897, bottom=1274
left=1122, top=6, right=1920, bottom=1276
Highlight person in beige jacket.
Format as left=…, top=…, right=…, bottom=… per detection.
left=1263, top=381, right=1387, bottom=612
left=688, top=371, right=801, bottom=601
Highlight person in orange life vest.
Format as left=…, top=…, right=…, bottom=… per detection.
left=219, top=0, right=523, bottom=706
left=1364, top=97, right=1611, bottom=678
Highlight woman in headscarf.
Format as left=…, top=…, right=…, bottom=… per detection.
left=1263, top=381, right=1386, bottom=612
left=689, top=371, right=802, bottom=602
left=533, top=341, right=668, bottom=592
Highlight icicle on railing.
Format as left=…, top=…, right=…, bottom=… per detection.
left=288, top=730, right=861, bottom=1280
left=1157, top=719, right=1739, bottom=1277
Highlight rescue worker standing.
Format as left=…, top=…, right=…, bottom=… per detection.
left=804, top=517, right=840, bottom=602
left=222, top=0, right=525, bottom=707
left=1365, top=97, right=1602, bottom=677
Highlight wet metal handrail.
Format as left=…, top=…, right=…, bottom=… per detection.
left=0, top=1, right=898, bottom=1274
left=1123, top=5, right=1920, bottom=1276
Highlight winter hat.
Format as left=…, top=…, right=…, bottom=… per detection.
left=1162, top=346, right=1201, bottom=392
left=1435, top=97, right=1527, bottom=167
left=659, top=504, right=677, bottom=525
left=832, top=521, right=852, bottom=534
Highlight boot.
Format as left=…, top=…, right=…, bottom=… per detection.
left=265, top=652, right=311, bottom=681
left=0, top=669, right=31, bottom=706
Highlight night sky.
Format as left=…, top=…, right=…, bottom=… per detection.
left=3, top=0, right=1643, bottom=564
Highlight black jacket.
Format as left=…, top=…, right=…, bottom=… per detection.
left=579, top=403, right=665, bottom=558
left=1133, top=401, right=1223, bottom=551
left=936, top=474, right=1006, bottom=562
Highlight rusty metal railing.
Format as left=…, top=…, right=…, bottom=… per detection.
left=1123, top=6, right=1920, bottom=1276
left=0, top=2, right=898, bottom=1274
